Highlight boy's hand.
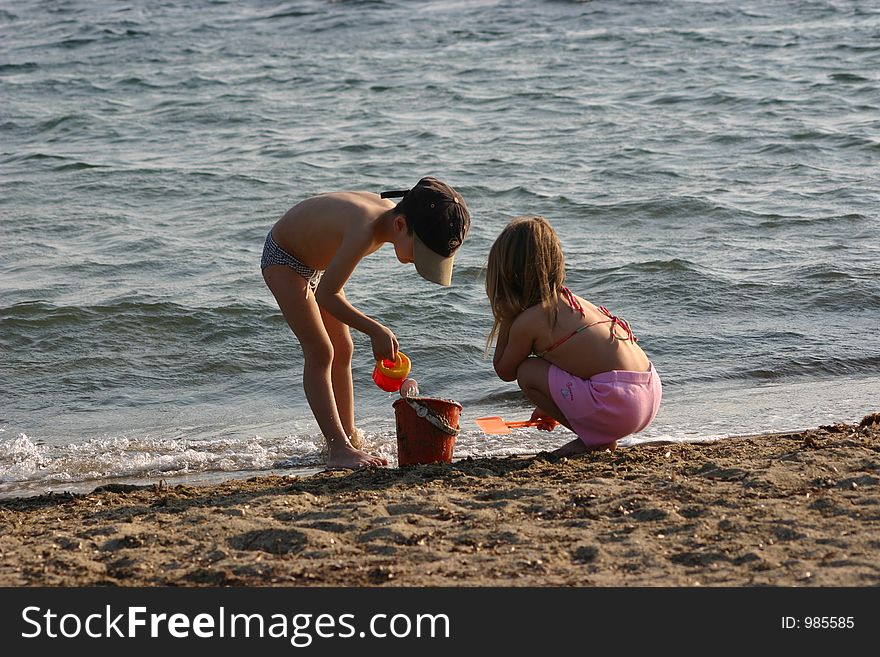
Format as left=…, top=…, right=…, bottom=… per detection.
left=529, top=408, right=560, bottom=431
left=370, top=325, right=399, bottom=362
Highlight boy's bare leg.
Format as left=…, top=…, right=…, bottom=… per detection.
left=516, top=358, right=615, bottom=456
left=263, top=266, right=386, bottom=468
left=319, top=299, right=356, bottom=440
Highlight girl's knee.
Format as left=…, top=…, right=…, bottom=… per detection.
left=516, top=358, right=546, bottom=390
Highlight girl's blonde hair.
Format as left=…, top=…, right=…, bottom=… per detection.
left=485, top=215, right=565, bottom=349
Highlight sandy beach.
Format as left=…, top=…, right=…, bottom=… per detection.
left=1, top=413, right=878, bottom=587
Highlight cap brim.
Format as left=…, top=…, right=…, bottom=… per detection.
left=413, top=233, right=455, bottom=286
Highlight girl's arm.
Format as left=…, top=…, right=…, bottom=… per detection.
left=493, top=315, right=534, bottom=382
left=492, top=322, right=512, bottom=376
left=529, top=407, right=560, bottom=431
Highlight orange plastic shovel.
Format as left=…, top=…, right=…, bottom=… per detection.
left=475, top=416, right=544, bottom=435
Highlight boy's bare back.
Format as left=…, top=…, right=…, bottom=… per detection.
left=271, top=192, right=395, bottom=271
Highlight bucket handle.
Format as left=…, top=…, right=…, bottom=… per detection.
left=405, top=399, right=460, bottom=437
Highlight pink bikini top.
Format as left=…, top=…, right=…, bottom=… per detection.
left=535, top=287, right=637, bottom=358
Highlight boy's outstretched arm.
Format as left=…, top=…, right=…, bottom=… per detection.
left=315, top=233, right=398, bottom=362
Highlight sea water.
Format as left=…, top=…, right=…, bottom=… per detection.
left=2, top=0, right=879, bottom=497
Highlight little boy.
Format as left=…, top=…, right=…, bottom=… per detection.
left=261, top=176, right=471, bottom=469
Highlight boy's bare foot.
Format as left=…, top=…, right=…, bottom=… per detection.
left=549, top=437, right=617, bottom=458
left=320, top=428, right=365, bottom=461
left=326, top=443, right=387, bottom=469
left=349, top=427, right=366, bottom=450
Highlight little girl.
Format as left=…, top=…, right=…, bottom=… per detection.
left=485, top=215, right=661, bottom=456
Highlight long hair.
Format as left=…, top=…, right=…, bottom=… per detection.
left=485, top=215, right=565, bottom=349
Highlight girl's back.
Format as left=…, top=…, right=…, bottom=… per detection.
left=523, top=290, right=650, bottom=380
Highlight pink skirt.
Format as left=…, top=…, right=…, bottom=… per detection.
left=549, top=362, right=662, bottom=446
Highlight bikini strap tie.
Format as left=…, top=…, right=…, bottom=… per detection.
left=597, top=305, right=637, bottom=342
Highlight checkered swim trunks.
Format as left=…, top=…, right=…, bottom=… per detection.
left=260, top=231, right=324, bottom=291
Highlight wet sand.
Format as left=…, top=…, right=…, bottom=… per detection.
left=1, top=414, right=878, bottom=586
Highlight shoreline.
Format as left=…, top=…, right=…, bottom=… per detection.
left=1, top=413, right=878, bottom=586
left=0, top=427, right=824, bottom=502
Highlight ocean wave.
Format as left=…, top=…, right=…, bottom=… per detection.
left=0, top=61, right=39, bottom=73
left=0, top=299, right=268, bottom=331
left=0, top=432, right=327, bottom=493
left=571, top=258, right=734, bottom=311
left=736, top=354, right=880, bottom=381
left=255, top=8, right=317, bottom=21
left=756, top=212, right=866, bottom=229
left=34, top=113, right=94, bottom=135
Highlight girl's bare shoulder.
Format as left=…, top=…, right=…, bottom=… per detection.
left=511, top=303, right=553, bottom=333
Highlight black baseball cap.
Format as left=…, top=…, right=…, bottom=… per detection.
left=381, top=177, right=470, bottom=286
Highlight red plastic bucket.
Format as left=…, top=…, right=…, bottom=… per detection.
left=393, top=397, right=462, bottom=466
